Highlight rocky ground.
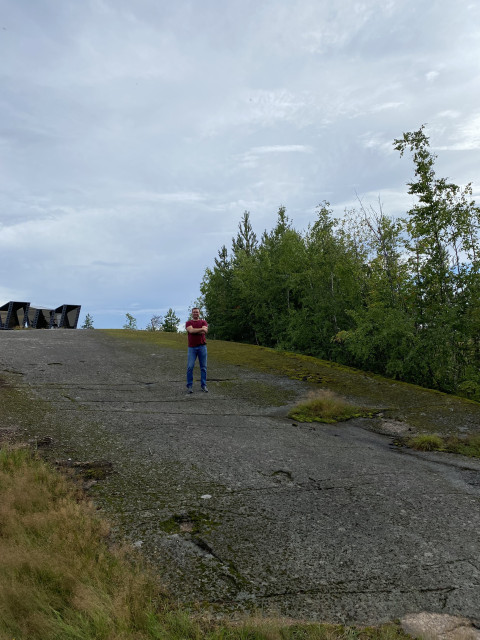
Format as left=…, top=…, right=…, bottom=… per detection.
left=1, top=329, right=479, bottom=627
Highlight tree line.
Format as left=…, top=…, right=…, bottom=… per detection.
left=200, top=127, right=480, bottom=400
left=81, top=309, right=181, bottom=332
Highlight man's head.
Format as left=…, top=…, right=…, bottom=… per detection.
left=191, top=307, right=200, bottom=320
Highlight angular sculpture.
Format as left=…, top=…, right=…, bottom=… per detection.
left=1, top=302, right=81, bottom=329
left=55, top=305, right=81, bottom=329
left=0, top=301, right=30, bottom=329
left=27, top=307, right=54, bottom=329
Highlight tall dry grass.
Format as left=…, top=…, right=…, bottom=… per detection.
left=288, top=390, right=370, bottom=423
left=0, top=446, right=167, bottom=640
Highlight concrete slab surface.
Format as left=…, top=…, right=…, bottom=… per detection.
left=1, top=329, right=479, bottom=626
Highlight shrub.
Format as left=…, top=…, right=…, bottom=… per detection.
left=407, top=434, right=444, bottom=451
left=288, top=390, right=370, bottom=423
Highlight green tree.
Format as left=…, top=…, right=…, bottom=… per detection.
left=337, top=199, right=417, bottom=378
left=162, top=308, right=180, bottom=332
left=249, top=206, right=307, bottom=347
left=297, top=203, right=364, bottom=360
left=227, top=211, right=260, bottom=342
left=199, top=133, right=480, bottom=398
left=81, top=313, right=94, bottom=329
left=231, top=210, right=258, bottom=258
left=394, top=125, right=480, bottom=391
left=201, top=245, right=237, bottom=340
left=123, top=313, right=137, bottom=330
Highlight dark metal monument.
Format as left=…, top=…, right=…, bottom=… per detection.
left=26, top=307, right=54, bottom=329
left=55, top=305, right=82, bottom=329
left=0, top=301, right=30, bottom=330
left=0, top=301, right=81, bottom=329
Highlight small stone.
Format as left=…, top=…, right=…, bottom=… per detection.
left=201, top=494, right=212, bottom=500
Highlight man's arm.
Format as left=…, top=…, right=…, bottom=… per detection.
left=186, top=321, right=208, bottom=334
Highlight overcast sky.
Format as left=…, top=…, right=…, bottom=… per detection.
left=1, top=0, right=479, bottom=329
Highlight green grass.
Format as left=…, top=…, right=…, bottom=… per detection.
left=406, top=434, right=444, bottom=451
left=407, top=433, right=480, bottom=457
left=0, top=446, right=412, bottom=640
left=288, top=390, right=373, bottom=423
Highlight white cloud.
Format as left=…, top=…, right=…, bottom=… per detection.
left=124, top=191, right=207, bottom=204
left=251, top=145, right=313, bottom=154
left=359, top=132, right=395, bottom=154
left=425, top=70, right=440, bottom=83
left=437, top=110, right=461, bottom=119
left=236, top=144, right=314, bottom=169
left=371, top=102, right=404, bottom=113
left=201, top=89, right=314, bottom=137
left=435, top=113, right=480, bottom=151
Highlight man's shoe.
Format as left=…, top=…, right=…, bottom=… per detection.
left=186, top=387, right=193, bottom=394
left=201, top=386, right=209, bottom=393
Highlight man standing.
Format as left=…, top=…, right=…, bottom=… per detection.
left=185, top=307, right=208, bottom=394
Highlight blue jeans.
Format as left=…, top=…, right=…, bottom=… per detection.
left=186, top=345, right=207, bottom=388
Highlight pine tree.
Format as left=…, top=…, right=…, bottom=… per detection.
left=81, top=313, right=94, bottom=329
left=162, top=308, right=180, bottom=332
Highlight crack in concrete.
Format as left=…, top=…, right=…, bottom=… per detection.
left=21, top=381, right=240, bottom=389
left=41, top=406, right=268, bottom=417
left=205, top=506, right=276, bottom=520
left=227, top=481, right=381, bottom=495
left=49, top=399, right=250, bottom=405
left=255, top=585, right=457, bottom=599
left=167, top=535, right=249, bottom=591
